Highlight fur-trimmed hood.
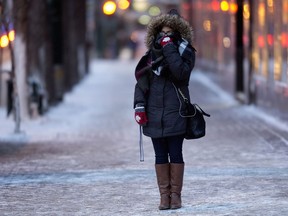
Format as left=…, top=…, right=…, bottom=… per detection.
left=145, top=12, right=193, bottom=49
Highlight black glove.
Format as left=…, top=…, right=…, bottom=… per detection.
left=151, top=46, right=163, bottom=58
left=170, top=31, right=182, bottom=46
left=154, top=33, right=163, bottom=49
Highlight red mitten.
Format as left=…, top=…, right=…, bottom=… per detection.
left=160, top=36, right=173, bottom=47
left=134, top=106, right=148, bottom=126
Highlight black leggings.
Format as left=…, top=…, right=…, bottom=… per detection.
left=152, top=135, right=184, bottom=164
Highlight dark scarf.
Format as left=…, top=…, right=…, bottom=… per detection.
left=135, top=38, right=194, bottom=94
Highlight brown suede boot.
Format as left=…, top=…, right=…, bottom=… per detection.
left=155, top=163, right=170, bottom=210
left=170, top=163, right=184, bottom=209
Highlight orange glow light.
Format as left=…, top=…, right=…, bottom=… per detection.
left=285, top=2, right=288, bottom=12
left=258, top=35, right=265, bottom=48
left=243, top=3, right=250, bottom=19
left=282, top=33, right=288, bottom=47
left=118, top=0, right=130, bottom=10
left=229, top=3, right=238, bottom=14
left=258, top=3, right=265, bottom=26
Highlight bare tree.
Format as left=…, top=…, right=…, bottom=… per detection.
left=0, top=0, right=89, bottom=133
left=0, top=0, right=23, bottom=133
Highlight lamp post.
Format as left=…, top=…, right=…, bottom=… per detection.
left=235, top=0, right=244, bottom=99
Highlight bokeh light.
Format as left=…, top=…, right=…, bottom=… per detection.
left=103, top=1, right=117, bottom=15
left=148, top=6, right=161, bottom=16
left=138, top=15, right=151, bottom=25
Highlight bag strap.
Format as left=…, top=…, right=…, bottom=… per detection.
left=176, top=87, right=189, bottom=104
left=194, top=104, right=211, bottom=117
left=176, top=86, right=210, bottom=117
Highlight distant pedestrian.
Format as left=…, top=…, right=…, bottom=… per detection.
left=133, top=9, right=196, bottom=210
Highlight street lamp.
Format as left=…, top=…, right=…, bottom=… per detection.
left=103, top=1, right=117, bottom=15
left=118, top=0, right=130, bottom=10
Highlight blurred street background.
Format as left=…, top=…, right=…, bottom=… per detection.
left=0, top=0, right=288, bottom=215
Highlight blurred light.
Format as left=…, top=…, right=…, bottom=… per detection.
left=182, top=2, right=190, bottom=11
left=268, top=0, right=273, bottom=7
left=274, top=61, right=281, bottom=80
left=243, top=35, right=249, bottom=45
left=258, top=35, right=265, bottom=48
left=258, top=3, right=265, bottom=26
left=267, top=0, right=274, bottom=13
left=118, top=0, right=130, bottom=10
left=211, top=0, right=220, bottom=11
left=229, top=3, right=238, bottom=14
left=285, top=1, right=288, bottom=12
left=223, top=37, right=231, bottom=48
left=203, top=20, right=211, bottom=31
left=8, top=30, right=15, bottom=41
left=284, top=1, right=288, bottom=23
left=133, top=0, right=149, bottom=12
left=220, top=1, right=229, bottom=11
left=258, top=2, right=266, bottom=26
left=243, top=3, right=250, bottom=20
left=267, top=34, right=273, bottom=46
left=130, top=31, right=138, bottom=43
left=282, top=33, right=288, bottom=47
left=0, top=35, right=9, bottom=48
left=148, top=6, right=160, bottom=16
left=138, top=15, right=151, bottom=25
left=103, top=1, right=117, bottom=15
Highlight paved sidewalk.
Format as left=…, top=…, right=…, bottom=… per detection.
left=0, top=59, right=288, bottom=216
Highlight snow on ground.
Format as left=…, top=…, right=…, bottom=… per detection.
left=192, top=69, right=237, bottom=104
left=192, top=69, right=288, bottom=132
left=0, top=60, right=123, bottom=143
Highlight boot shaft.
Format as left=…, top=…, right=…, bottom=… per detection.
left=170, top=163, right=184, bottom=194
left=155, top=163, right=170, bottom=194
left=170, top=163, right=184, bottom=209
left=155, top=163, right=171, bottom=210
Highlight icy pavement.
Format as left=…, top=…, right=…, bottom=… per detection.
left=0, top=59, right=288, bottom=216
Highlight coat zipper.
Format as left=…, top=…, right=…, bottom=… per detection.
left=161, top=79, right=166, bottom=136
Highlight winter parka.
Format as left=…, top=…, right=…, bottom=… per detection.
left=134, top=12, right=196, bottom=138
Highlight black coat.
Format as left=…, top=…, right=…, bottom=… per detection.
left=134, top=43, right=195, bottom=138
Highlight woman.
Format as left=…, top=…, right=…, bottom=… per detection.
left=133, top=9, right=196, bottom=210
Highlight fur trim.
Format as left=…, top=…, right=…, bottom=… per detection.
left=145, top=13, right=193, bottom=49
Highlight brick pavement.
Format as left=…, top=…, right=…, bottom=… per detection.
left=0, top=59, right=288, bottom=216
